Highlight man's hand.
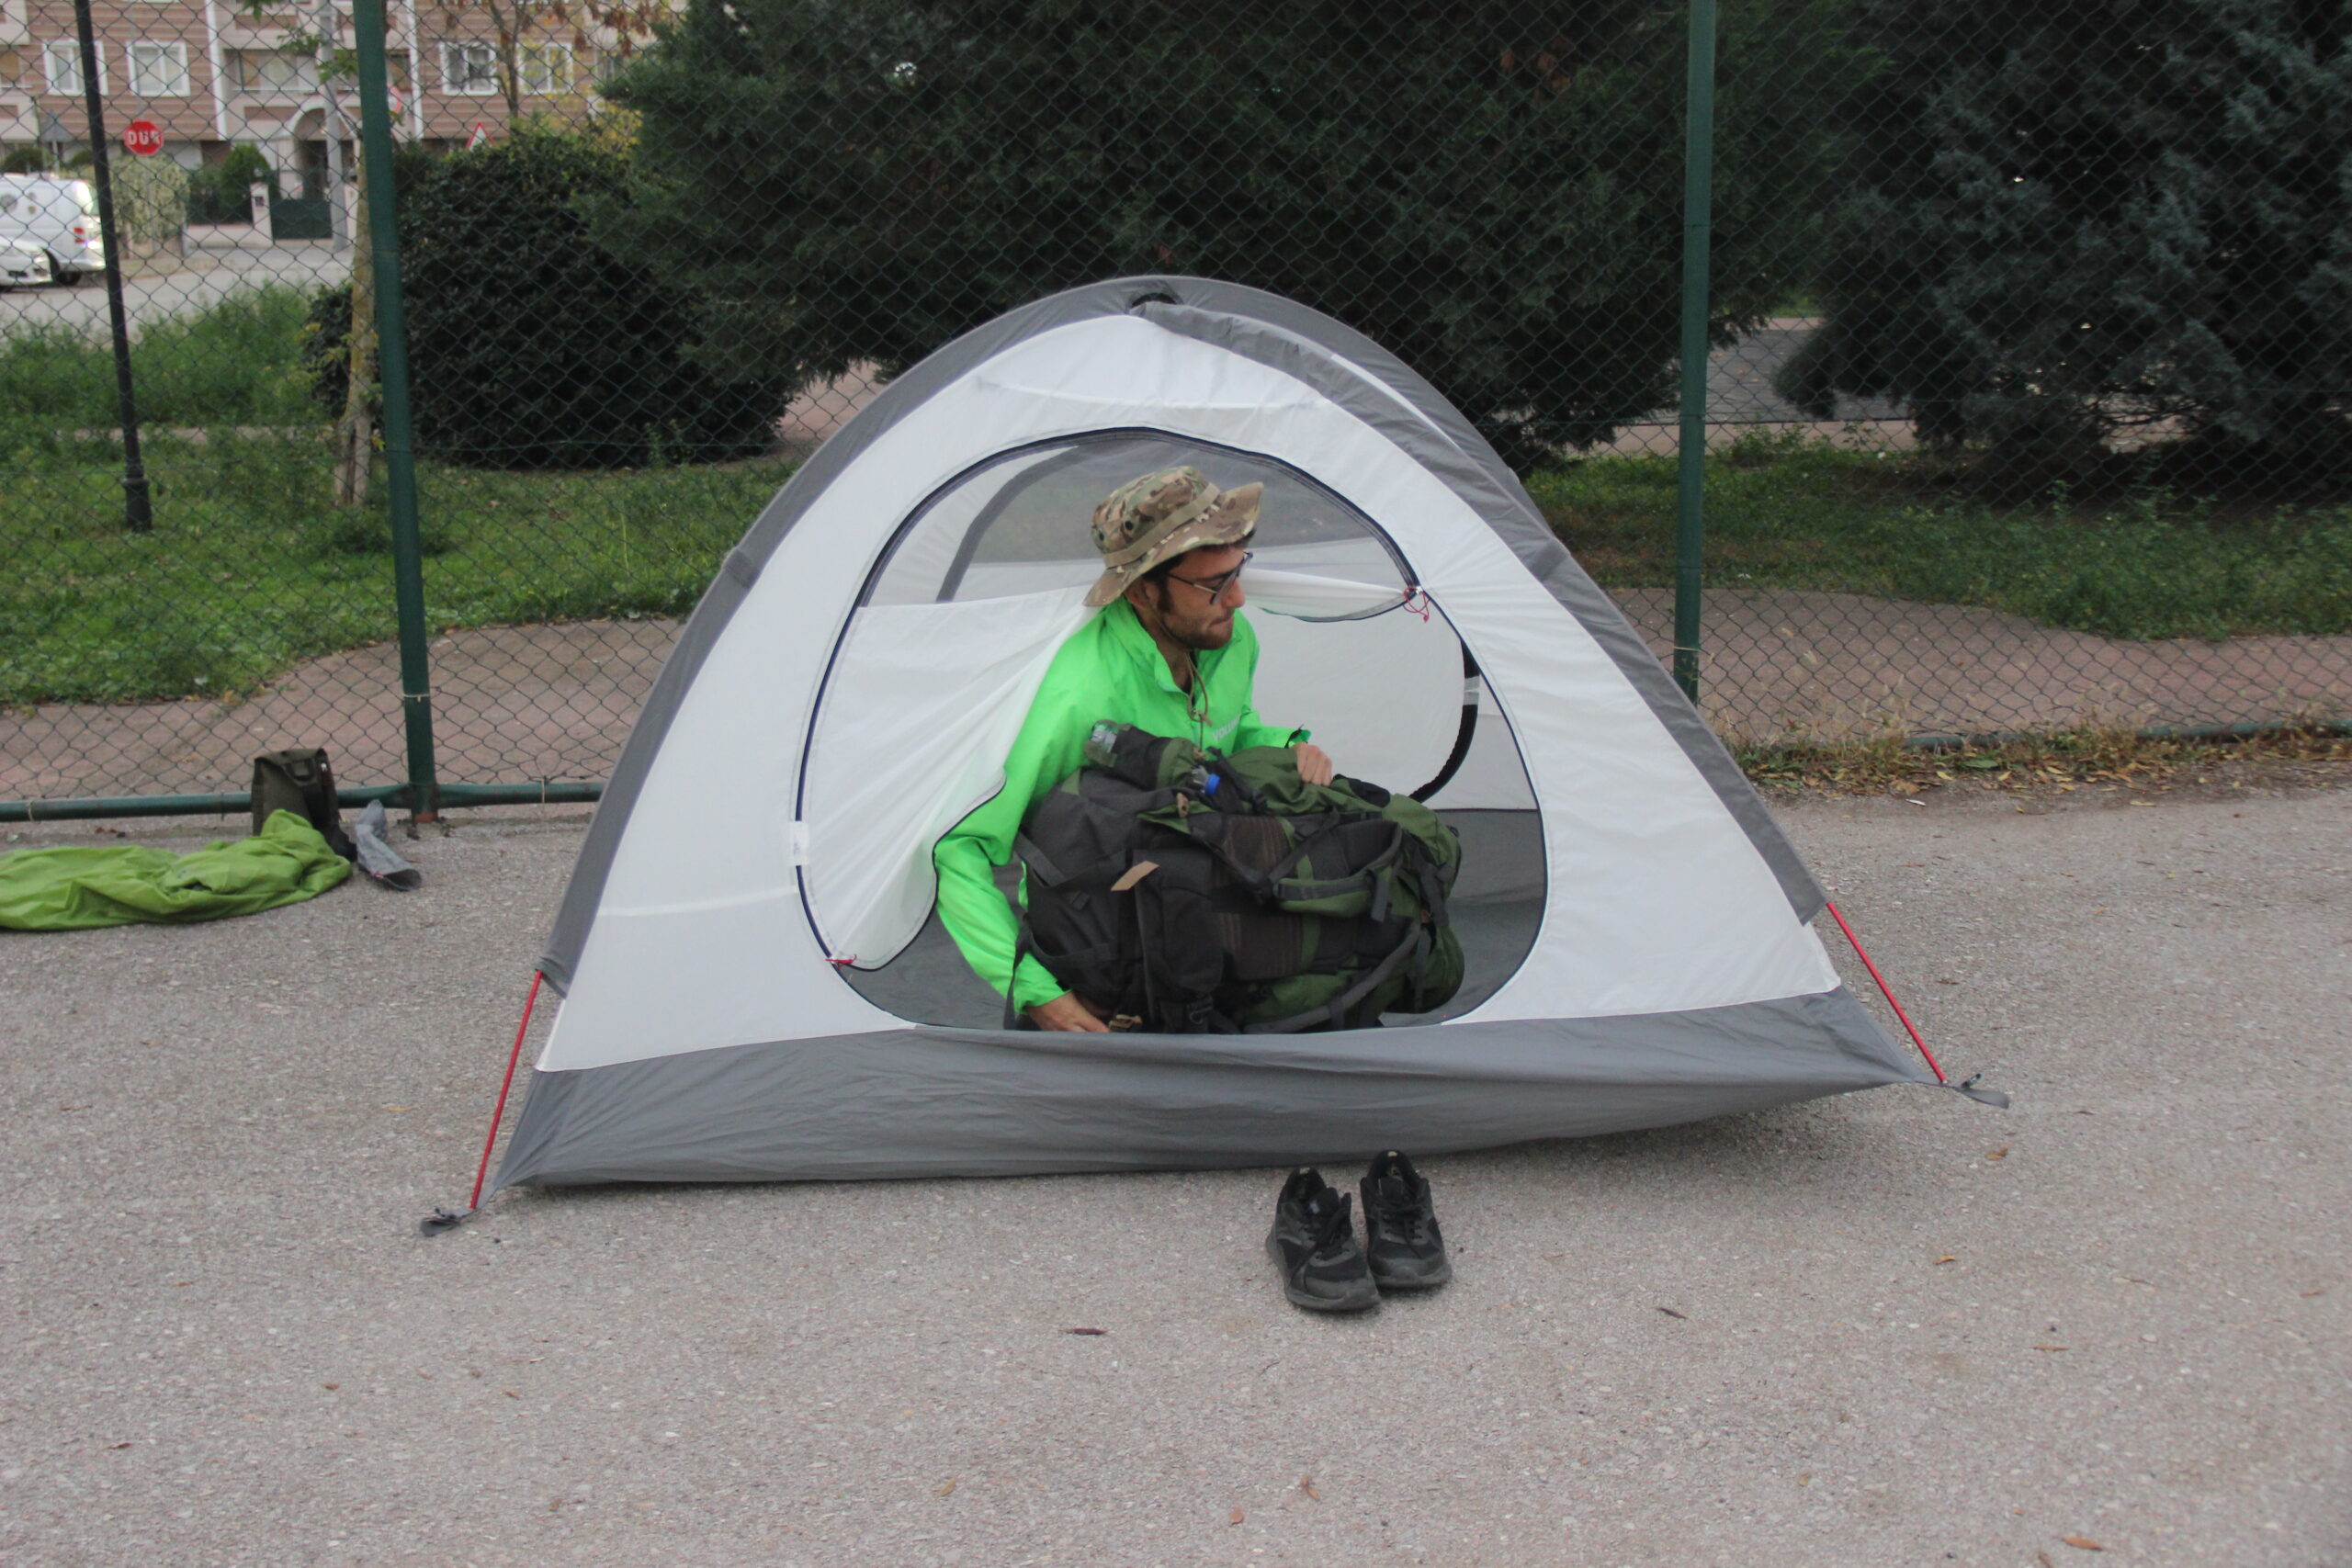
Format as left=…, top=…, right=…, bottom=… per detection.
left=1026, top=992, right=1111, bottom=1032
left=1295, top=743, right=1335, bottom=786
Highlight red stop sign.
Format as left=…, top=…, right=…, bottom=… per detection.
left=122, top=119, right=164, bottom=156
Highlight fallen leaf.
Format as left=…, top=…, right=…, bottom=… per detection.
left=935, top=1477, right=957, bottom=1496
left=1797, top=1473, right=1811, bottom=1486
left=1657, top=1306, right=1687, bottom=1320
left=1228, top=1507, right=1245, bottom=1526
left=503, top=1390, right=520, bottom=1398
left=2060, top=1536, right=2106, bottom=1551
left=322, top=1382, right=339, bottom=1391
left=1298, top=1475, right=1320, bottom=1501
left=2037, top=1553, right=2055, bottom=1568
left=1062, top=1326, right=1107, bottom=1336
left=2034, top=1345, right=2068, bottom=1352
left=107, top=1442, right=131, bottom=1450
left=2302, top=1288, right=2327, bottom=1298
left=1933, top=1256, right=1957, bottom=1265
left=1986, top=1147, right=2009, bottom=1160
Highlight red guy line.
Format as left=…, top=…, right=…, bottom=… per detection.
left=467, top=970, right=545, bottom=1211
left=1823, top=900, right=1946, bottom=1084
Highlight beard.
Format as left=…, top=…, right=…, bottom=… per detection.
left=1169, top=612, right=1236, bottom=651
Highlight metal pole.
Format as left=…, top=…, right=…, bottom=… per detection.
left=73, top=0, right=153, bottom=532
left=351, top=0, right=439, bottom=819
left=1672, top=0, right=1719, bottom=705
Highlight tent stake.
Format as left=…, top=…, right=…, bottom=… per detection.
left=1822, top=901, right=1945, bottom=1083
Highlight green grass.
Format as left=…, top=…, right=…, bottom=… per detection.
left=6, top=289, right=2347, bottom=709
left=1532, top=431, right=2352, bottom=641
left=0, top=430, right=786, bottom=705
left=0, top=286, right=320, bottom=429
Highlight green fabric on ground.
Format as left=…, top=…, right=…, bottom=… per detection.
left=0, top=810, right=352, bottom=931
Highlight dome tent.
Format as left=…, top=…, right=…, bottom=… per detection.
left=472, top=276, right=1989, bottom=1201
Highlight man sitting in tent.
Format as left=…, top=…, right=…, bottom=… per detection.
left=932, top=465, right=1332, bottom=1033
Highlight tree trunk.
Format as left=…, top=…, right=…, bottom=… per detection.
left=334, top=149, right=379, bottom=509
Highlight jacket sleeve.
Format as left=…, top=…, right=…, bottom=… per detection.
left=932, top=677, right=1088, bottom=1013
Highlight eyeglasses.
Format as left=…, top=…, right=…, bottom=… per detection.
left=1162, top=551, right=1253, bottom=601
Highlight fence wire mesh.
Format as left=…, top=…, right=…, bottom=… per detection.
left=3, top=0, right=2346, bottom=813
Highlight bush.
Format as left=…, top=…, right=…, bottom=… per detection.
left=1780, top=0, right=2352, bottom=487
left=187, top=143, right=276, bottom=225
left=111, top=156, right=188, bottom=246
left=596, top=0, right=1860, bottom=474
left=310, top=124, right=783, bottom=468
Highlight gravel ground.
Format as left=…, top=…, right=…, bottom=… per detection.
left=1, top=784, right=2346, bottom=1567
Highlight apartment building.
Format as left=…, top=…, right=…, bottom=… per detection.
left=0, top=0, right=636, bottom=185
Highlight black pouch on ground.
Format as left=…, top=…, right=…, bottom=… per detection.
left=251, top=748, right=356, bottom=861
left=1014, top=722, right=1464, bottom=1033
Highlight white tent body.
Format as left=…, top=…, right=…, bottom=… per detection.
left=490, top=278, right=1948, bottom=1191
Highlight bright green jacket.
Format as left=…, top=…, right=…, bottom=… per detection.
left=933, top=599, right=1306, bottom=1011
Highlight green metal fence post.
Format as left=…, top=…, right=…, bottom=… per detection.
left=351, top=0, right=439, bottom=819
left=1673, top=0, right=1719, bottom=706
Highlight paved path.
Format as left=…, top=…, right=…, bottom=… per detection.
left=1, top=785, right=2345, bottom=1564
left=7, top=594, right=2346, bottom=802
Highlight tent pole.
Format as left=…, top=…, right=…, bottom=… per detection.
left=1672, top=0, right=1718, bottom=705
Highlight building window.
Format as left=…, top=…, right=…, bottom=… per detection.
left=385, top=50, right=413, bottom=94
left=42, top=39, right=108, bottom=95
left=439, top=39, right=497, bottom=96
left=515, top=40, right=572, bottom=95
left=591, top=47, right=634, bottom=86
left=0, top=48, right=23, bottom=91
left=226, top=47, right=318, bottom=96
left=127, top=39, right=190, bottom=96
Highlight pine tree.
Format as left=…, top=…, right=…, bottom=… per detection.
left=1780, top=0, right=2352, bottom=480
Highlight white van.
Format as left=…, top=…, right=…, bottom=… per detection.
left=0, top=175, right=109, bottom=284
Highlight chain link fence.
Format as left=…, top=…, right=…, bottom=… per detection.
left=4, top=0, right=2346, bottom=817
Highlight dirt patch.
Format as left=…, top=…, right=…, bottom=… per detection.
left=0, top=619, right=673, bottom=801
left=1611, top=587, right=2351, bottom=741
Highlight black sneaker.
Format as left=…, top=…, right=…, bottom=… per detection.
left=1360, top=1150, right=1451, bottom=1290
left=1265, top=1168, right=1380, bottom=1313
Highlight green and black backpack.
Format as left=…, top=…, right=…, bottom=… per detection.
left=1011, top=722, right=1463, bottom=1032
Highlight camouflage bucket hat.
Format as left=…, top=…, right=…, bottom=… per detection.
left=1083, top=465, right=1262, bottom=608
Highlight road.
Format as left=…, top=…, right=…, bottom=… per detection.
left=0, top=232, right=347, bottom=333
left=0, top=783, right=2344, bottom=1565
